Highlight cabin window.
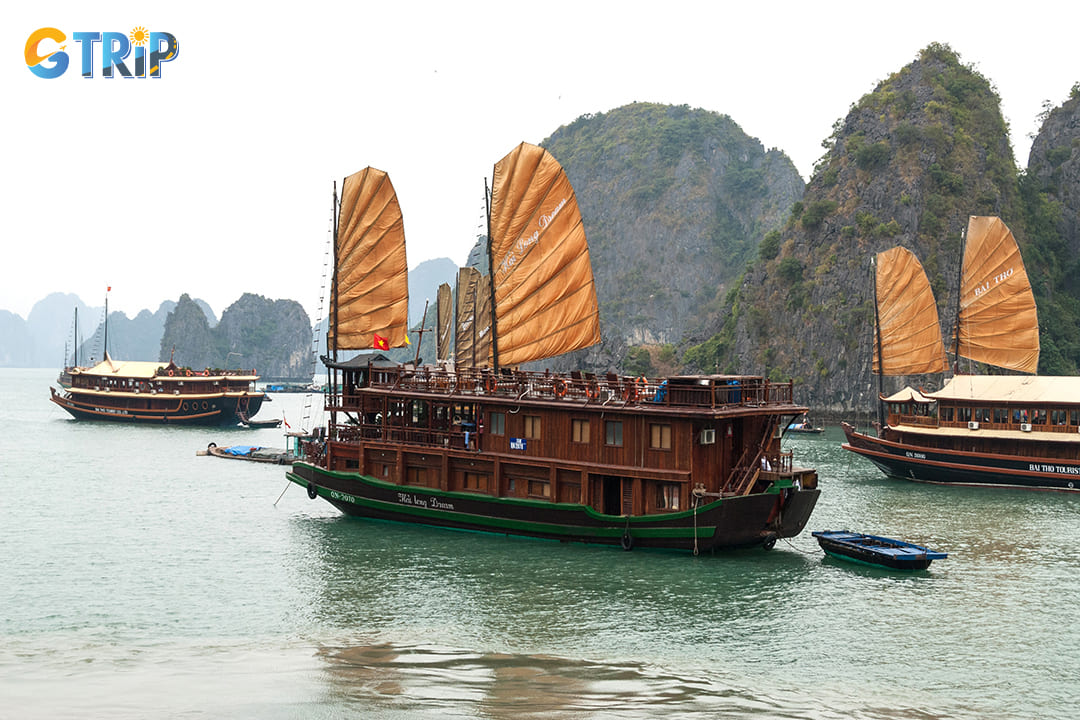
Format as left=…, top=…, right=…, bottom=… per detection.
left=406, top=467, right=426, bottom=486
left=650, top=423, right=672, bottom=450
left=1033, top=409, right=1047, bottom=425
left=941, top=407, right=954, bottom=422
left=1071, top=410, right=1080, bottom=426
left=411, top=400, right=428, bottom=425
left=524, top=415, right=542, bottom=439
left=489, top=412, right=505, bottom=436
left=528, top=479, right=551, bottom=498
left=994, top=408, right=1009, bottom=424
left=657, top=482, right=680, bottom=511
left=1052, top=410, right=1069, bottom=426
left=572, top=419, right=590, bottom=443
left=605, top=421, right=623, bottom=447
left=464, top=472, right=488, bottom=491
left=957, top=407, right=972, bottom=422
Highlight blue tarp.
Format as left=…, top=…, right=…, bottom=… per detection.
left=224, top=445, right=261, bottom=456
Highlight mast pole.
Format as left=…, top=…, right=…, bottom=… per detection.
left=103, top=290, right=109, bottom=361
left=329, top=180, right=339, bottom=435
left=413, top=299, right=429, bottom=365
left=952, top=221, right=966, bottom=375
left=871, top=255, right=885, bottom=431
left=484, top=178, right=500, bottom=374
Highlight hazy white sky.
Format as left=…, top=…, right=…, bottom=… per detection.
left=5, top=1, right=1077, bottom=323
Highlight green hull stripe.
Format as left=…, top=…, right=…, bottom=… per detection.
left=287, top=467, right=717, bottom=540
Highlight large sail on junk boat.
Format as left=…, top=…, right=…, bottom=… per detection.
left=287, top=142, right=821, bottom=553
left=843, top=215, right=1080, bottom=492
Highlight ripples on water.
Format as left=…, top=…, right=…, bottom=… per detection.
left=1, top=370, right=1077, bottom=718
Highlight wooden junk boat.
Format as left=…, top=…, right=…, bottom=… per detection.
left=287, top=143, right=820, bottom=553
left=811, top=531, right=947, bottom=571
left=843, top=217, right=1080, bottom=492
left=50, top=354, right=268, bottom=426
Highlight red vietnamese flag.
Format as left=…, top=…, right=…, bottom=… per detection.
left=373, top=333, right=389, bottom=350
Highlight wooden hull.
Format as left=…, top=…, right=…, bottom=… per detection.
left=812, top=531, right=946, bottom=570
left=289, top=462, right=820, bottom=553
left=49, top=386, right=265, bottom=426
left=841, top=422, right=1080, bottom=492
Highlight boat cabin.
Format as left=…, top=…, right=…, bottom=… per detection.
left=313, top=355, right=818, bottom=518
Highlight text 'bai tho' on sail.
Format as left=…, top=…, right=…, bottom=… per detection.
left=873, top=246, right=947, bottom=375
left=487, top=142, right=601, bottom=367
left=329, top=167, right=410, bottom=352
left=957, top=216, right=1039, bottom=373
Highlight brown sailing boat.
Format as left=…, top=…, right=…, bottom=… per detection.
left=287, top=143, right=821, bottom=552
left=843, top=216, right=1080, bottom=491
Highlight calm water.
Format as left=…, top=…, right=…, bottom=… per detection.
left=2, top=368, right=1077, bottom=719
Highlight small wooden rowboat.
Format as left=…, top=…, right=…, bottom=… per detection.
left=811, top=530, right=947, bottom=570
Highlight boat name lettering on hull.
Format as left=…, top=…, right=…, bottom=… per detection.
left=396, top=492, right=455, bottom=511
left=905, top=451, right=927, bottom=460
left=1028, top=463, right=1080, bottom=475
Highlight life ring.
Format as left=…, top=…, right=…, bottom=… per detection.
left=485, top=376, right=497, bottom=394
left=186, top=369, right=193, bottom=377
left=553, top=379, right=568, bottom=398
left=620, top=531, right=634, bottom=551
left=585, top=384, right=598, bottom=400
left=201, top=401, right=208, bottom=410
left=207, top=442, right=217, bottom=449
left=307, top=483, right=318, bottom=500
left=182, top=401, right=189, bottom=411
left=167, top=369, right=174, bottom=376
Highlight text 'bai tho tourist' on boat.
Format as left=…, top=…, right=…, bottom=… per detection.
left=286, top=143, right=821, bottom=554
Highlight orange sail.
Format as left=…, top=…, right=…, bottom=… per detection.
left=957, top=216, right=1039, bottom=373
left=873, top=246, right=947, bottom=375
left=329, top=167, right=410, bottom=351
left=436, top=282, right=452, bottom=363
left=488, top=142, right=600, bottom=367
left=454, top=266, right=492, bottom=368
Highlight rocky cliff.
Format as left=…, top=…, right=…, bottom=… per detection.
left=160, top=293, right=312, bottom=380
left=690, top=43, right=1023, bottom=411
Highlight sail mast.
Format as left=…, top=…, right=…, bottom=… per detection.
left=483, top=178, right=500, bottom=374
left=871, top=255, right=885, bottom=430
left=951, top=222, right=966, bottom=374
left=330, top=180, right=339, bottom=363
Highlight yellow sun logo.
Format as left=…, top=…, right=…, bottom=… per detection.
left=129, top=26, right=149, bottom=46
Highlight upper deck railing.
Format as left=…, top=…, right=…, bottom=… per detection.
left=353, top=365, right=796, bottom=411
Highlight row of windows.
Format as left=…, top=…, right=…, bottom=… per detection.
left=491, top=412, right=672, bottom=449
left=939, top=406, right=1080, bottom=425
left=460, top=470, right=682, bottom=511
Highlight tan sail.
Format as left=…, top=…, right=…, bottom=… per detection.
left=454, top=267, right=492, bottom=367
left=329, top=167, right=410, bottom=351
left=436, top=282, right=452, bottom=363
left=957, top=216, right=1039, bottom=373
left=873, top=246, right=947, bottom=375
left=488, top=142, right=600, bottom=366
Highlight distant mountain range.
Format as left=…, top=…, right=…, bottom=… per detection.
left=0, top=258, right=458, bottom=376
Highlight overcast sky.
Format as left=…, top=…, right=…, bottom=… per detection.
left=5, top=1, right=1077, bottom=323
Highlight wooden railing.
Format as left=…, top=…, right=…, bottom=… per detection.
left=362, top=366, right=798, bottom=411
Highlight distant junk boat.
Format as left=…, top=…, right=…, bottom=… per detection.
left=286, top=143, right=821, bottom=554
left=843, top=216, right=1080, bottom=492
left=50, top=355, right=272, bottom=426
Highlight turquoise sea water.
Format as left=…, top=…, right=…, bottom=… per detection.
left=2, top=368, right=1077, bottom=718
